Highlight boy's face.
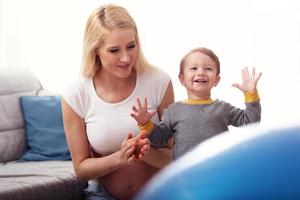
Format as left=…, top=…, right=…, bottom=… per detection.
left=179, top=51, right=220, bottom=99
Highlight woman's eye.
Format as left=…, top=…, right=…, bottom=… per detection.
left=109, top=49, right=119, bottom=53
left=127, top=44, right=136, bottom=49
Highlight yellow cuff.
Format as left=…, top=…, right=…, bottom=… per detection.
left=138, top=121, right=154, bottom=133
left=244, top=90, right=260, bottom=103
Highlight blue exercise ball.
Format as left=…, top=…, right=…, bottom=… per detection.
left=134, top=124, right=300, bottom=200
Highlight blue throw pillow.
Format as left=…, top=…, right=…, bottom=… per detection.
left=19, top=96, right=71, bottom=161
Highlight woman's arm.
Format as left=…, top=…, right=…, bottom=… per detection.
left=157, top=81, right=175, bottom=120
left=140, top=81, right=174, bottom=168
left=61, top=98, right=137, bottom=181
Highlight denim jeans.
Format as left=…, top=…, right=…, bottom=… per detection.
left=84, top=183, right=117, bottom=200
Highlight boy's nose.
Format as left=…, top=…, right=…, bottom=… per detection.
left=196, top=68, right=204, bottom=75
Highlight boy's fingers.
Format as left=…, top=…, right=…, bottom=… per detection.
left=137, top=139, right=149, bottom=146
left=243, top=66, right=249, bottom=78
left=137, top=98, right=142, bottom=109
left=130, top=113, right=138, bottom=121
left=132, top=105, right=138, bottom=113
left=150, top=110, right=158, bottom=118
left=232, top=83, right=242, bottom=91
left=138, top=130, right=148, bottom=139
left=143, top=97, right=148, bottom=109
left=252, top=67, right=255, bottom=77
left=141, top=145, right=149, bottom=154
left=127, top=133, right=133, bottom=140
left=255, top=72, right=262, bottom=82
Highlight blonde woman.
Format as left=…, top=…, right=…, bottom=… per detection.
left=61, top=4, right=174, bottom=200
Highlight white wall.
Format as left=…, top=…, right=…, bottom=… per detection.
left=1, top=0, right=300, bottom=125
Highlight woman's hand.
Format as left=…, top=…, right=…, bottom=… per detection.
left=119, top=133, right=138, bottom=164
left=131, top=98, right=157, bottom=125
left=119, top=132, right=150, bottom=163
left=232, top=66, right=262, bottom=93
left=134, top=131, right=151, bottom=160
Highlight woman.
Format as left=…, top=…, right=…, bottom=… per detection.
left=61, top=4, right=174, bottom=200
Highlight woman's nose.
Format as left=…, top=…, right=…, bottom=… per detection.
left=120, top=51, right=129, bottom=62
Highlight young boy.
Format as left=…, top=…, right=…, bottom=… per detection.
left=131, top=47, right=262, bottom=160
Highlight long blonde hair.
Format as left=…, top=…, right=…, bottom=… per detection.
left=81, top=4, right=152, bottom=78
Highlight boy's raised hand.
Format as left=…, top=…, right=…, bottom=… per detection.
left=232, top=66, right=262, bottom=93
left=130, top=97, right=157, bottom=125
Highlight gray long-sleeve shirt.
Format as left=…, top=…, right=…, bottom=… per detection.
left=148, top=100, right=261, bottom=159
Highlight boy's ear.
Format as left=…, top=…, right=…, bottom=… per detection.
left=178, top=74, right=185, bottom=86
left=214, top=75, right=221, bottom=87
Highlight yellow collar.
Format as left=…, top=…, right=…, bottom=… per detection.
left=182, top=99, right=214, bottom=105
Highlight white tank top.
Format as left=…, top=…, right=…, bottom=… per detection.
left=62, top=67, right=170, bottom=155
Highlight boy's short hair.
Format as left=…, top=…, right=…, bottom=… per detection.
left=179, top=47, right=220, bottom=75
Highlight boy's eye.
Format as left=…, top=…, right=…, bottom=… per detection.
left=205, top=67, right=212, bottom=71
left=189, top=66, right=197, bottom=71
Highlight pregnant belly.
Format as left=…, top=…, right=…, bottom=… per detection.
left=100, top=160, right=158, bottom=200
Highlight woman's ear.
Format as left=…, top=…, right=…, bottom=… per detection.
left=95, top=55, right=101, bottom=67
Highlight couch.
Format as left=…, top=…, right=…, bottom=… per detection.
left=0, top=68, right=85, bottom=200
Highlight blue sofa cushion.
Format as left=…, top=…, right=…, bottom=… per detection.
left=20, top=96, right=70, bottom=161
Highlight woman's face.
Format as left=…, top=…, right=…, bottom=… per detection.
left=97, top=28, right=138, bottom=79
